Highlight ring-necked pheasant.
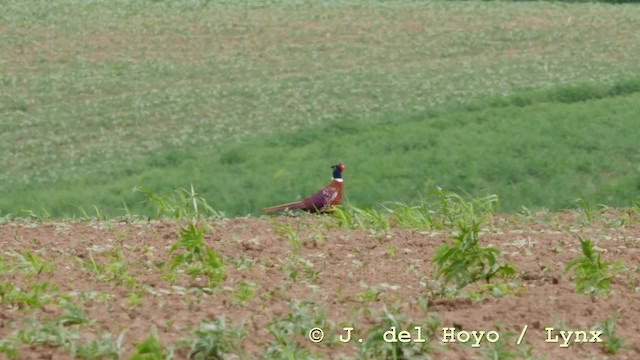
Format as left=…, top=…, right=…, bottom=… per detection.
left=262, top=163, right=344, bottom=214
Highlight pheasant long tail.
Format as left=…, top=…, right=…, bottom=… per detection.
left=262, top=201, right=307, bottom=214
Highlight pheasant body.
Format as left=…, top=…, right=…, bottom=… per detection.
left=262, top=163, right=344, bottom=214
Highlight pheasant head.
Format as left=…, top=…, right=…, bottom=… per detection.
left=332, top=163, right=345, bottom=181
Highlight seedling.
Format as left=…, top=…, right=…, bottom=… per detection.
left=233, top=281, right=257, bottom=305
left=126, top=291, right=144, bottom=308
left=5, top=249, right=54, bottom=277
left=265, top=301, right=329, bottom=358
left=433, top=219, right=515, bottom=291
left=57, top=301, right=93, bottom=326
left=574, top=198, right=595, bottom=225
left=272, top=220, right=302, bottom=254
left=564, top=238, right=623, bottom=298
left=592, top=314, right=625, bottom=355
left=76, top=331, right=125, bottom=359
left=79, top=247, right=137, bottom=287
left=181, top=317, right=245, bottom=360
left=130, top=326, right=168, bottom=360
left=358, top=305, right=433, bottom=359
left=162, top=221, right=226, bottom=288
left=1, top=281, right=58, bottom=310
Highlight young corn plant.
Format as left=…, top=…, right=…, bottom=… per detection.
left=75, top=331, right=125, bottom=360
left=432, top=218, right=516, bottom=292
left=130, top=326, right=169, bottom=360
left=16, top=319, right=82, bottom=354
left=280, top=255, right=320, bottom=284
left=14, top=302, right=95, bottom=358
left=162, top=222, right=226, bottom=289
left=180, top=317, right=245, bottom=360
left=574, top=198, right=595, bottom=225
left=358, top=305, right=433, bottom=359
left=5, top=249, right=54, bottom=277
left=80, top=247, right=137, bottom=287
left=0, top=337, right=18, bottom=358
left=265, top=301, right=331, bottom=358
left=4, top=307, right=123, bottom=359
left=479, top=327, right=541, bottom=360
left=564, top=238, right=623, bottom=299
left=57, top=301, right=93, bottom=326
left=272, top=220, right=302, bottom=254
left=233, top=281, right=258, bottom=306
left=1, top=281, right=58, bottom=310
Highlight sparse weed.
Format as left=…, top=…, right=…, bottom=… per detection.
left=333, top=188, right=498, bottom=233
left=479, top=329, right=540, bottom=360
left=180, top=317, right=245, bottom=360
left=1, top=281, right=59, bottom=310
left=479, top=330, right=518, bottom=360
left=5, top=249, right=54, bottom=277
left=272, top=220, right=302, bottom=254
left=16, top=319, right=82, bottom=353
left=21, top=208, right=51, bottom=221
left=130, top=326, right=169, bottom=360
left=355, top=288, right=380, bottom=303
left=136, top=185, right=224, bottom=220
left=233, top=281, right=258, bottom=305
left=387, top=245, right=397, bottom=260
left=465, top=282, right=521, bottom=301
left=0, top=336, right=18, bottom=358
left=384, top=201, right=436, bottom=229
left=230, top=256, right=256, bottom=271
left=8, top=303, right=107, bottom=358
left=332, top=205, right=390, bottom=233
left=358, top=305, right=433, bottom=359
left=592, top=314, right=625, bottom=355
left=79, top=247, right=137, bottom=287
left=266, top=301, right=331, bottom=358
left=429, top=187, right=499, bottom=229
left=564, top=238, right=624, bottom=299
left=75, top=332, right=125, bottom=360
left=126, top=290, right=144, bottom=308
left=280, top=256, right=320, bottom=284
left=74, top=205, right=109, bottom=222
left=58, top=301, right=93, bottom=326
left=574, top=198, right=595, bottom=225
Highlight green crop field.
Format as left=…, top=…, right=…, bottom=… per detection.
left=2, top=0, right=640, bottom=218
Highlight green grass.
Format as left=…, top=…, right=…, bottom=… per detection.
left=5, top=78, right=640, bottom=217
left=1, top=0, right=640, bottom=218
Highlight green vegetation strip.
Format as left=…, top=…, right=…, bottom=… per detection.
left=3, top=78, right=640, bottom=217
left=1, top=0, right=640, bottom=217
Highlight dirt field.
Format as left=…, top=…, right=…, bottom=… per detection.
left=1, top=210, right=639, bottom=359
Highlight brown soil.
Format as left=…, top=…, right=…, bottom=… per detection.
left=1, top=211, right=639, bottom=359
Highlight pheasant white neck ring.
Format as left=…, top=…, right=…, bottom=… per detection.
left=333, top=178, right=343, bottom=182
